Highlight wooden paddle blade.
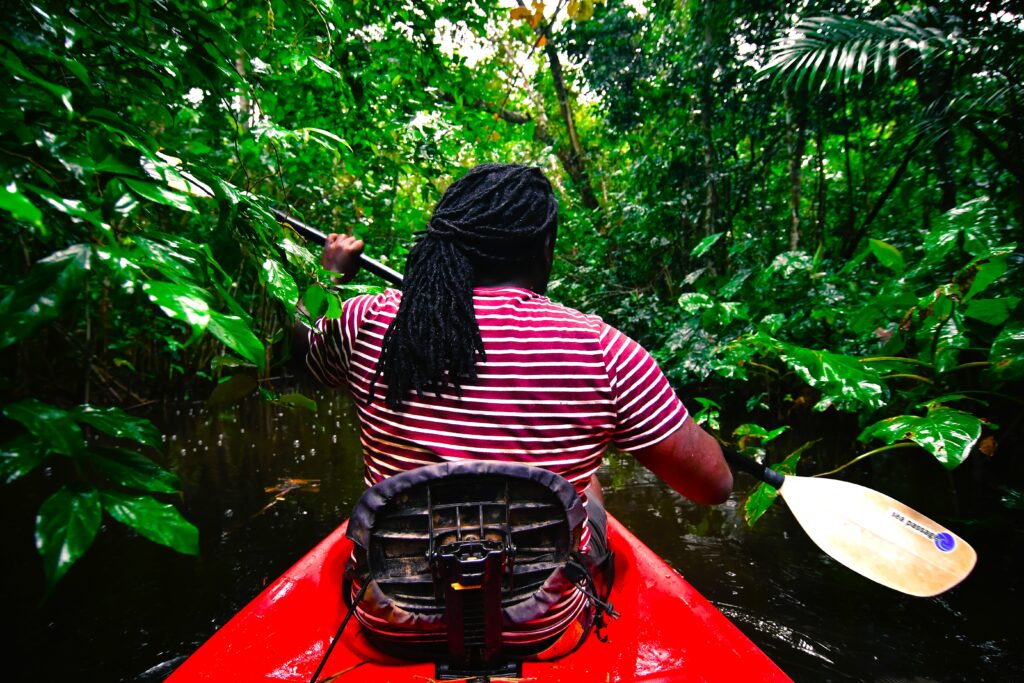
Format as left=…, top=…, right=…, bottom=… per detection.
left=778, top=475, right=976, bottom=597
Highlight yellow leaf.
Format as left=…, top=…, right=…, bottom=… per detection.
left=535, top=34, right=547, bottom=48
left=510, top=7, right=531, bottom=20
left=530, top=0, right=545, bottom=28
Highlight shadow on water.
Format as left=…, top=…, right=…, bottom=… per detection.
left=2, top=385, right=1023, bottom=681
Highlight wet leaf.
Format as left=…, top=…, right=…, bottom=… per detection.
left=990, top=322, right=1024, bottom=379
left=207, top=312, right=265, bottom=370
left=0, top=245, right=90, bottom=348
left=868, top=238, right=904, bottom=273
left=690, top=232, right=724, bottom=259
left=142, top=281, right=211, bottom=332
left=71, top=406, right=162, bottom=450
left=261, top=258, right=298, bottom=316
left=733, top=423, right=789, bottom=444
left=4, top=399, right=85, bottom=456
left=123, top=178, right=196, bottom=213
left=0, top=434, right=49, bottom=484
left=274, top=392, right=318, bottom=412
left=964, top=297, right=1019, bottom=326
left=743, top=446, right=807, bottom=526
left=85, top=447, right=180, bottom=494
left=100, top=492, right=198, bottom=555
left=859, top=407, right=982, bottom=469
left=1, top=181, right=43, bottom=228
left=35, top=487, right=102, bottom=587
left=779, top=344, right=888, bottom=412
left=206, top=374, right=258, bottom=407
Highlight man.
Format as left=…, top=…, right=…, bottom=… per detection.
left=303, top=163, right=731, bottom=655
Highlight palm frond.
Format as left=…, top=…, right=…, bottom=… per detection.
left=761, top=9, right=964, bottom=91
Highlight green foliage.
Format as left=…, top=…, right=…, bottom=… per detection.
left=2, top=398, right=194, bottom=589
left=859, top=405, right=982, bottom=470
left=1, top=0, right=1021, bottom=590
left=743, top=443, right=812, bottom=527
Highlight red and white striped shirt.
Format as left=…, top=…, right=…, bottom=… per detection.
left=306, top=286, right=688, bottom=644
left=307, top=286, right=688, bottom=540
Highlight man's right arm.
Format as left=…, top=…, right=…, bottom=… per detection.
left=631, top=419, right=732, bottom=505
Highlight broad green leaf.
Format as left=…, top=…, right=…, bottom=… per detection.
left=690, top=397, right=720, bottom=432
left=990, top=322, right=1024, bottom=379
left=302, top=284, right=329, bottom=321
left=678, top=292, right=715, bottom=314
left=133, top=237, right=204, bottom=284
left=206, top=374, right=258, bottom=407
left=35, top=487, right=102, bottom=586
left=207, top=312, right=265, bottom=370
left=280, top=237, right=318, bottom=271
left=72, top=406, right=162, bottom=450
left=964, top=298, right=1019, bottom=326
left=274, top=392, right=318, bottom=412
left=0, top=244, right=90, bottom=348
left=4, top=399, right=85, bottom=456
left=261, top=258, right=298, bottom=316
left=1, top=181, right=43, bottom=228
left=84, top=447, right=179, bottom=494
left=100, top=492, right=198, bottom=555
left=142, top=281, right=211, bottom=332
left=743, top=446, right=806, bottom=526
left=934, top=311, right=968, bottom=374
left=963, top=253, right=1009, bottom=301
left=123, top=178, right=196, bottom=213
left=733, top=423, right=789, bottom=443
left=690, top=232, right=724, bottom=259
left=0, top=434, right=49, bottom=484
left=859, top=407, right=982, bottom=469
left=779, top=345, right=888, bottom=411
left=868, top=238, right=904, bottom=273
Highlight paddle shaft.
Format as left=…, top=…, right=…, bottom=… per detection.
left=723, top=449, right=785, bottom=489
left=271, top=208, right=404, bottom=287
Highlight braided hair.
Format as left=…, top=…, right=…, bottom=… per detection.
left=370, top=163, right=558, bottom=409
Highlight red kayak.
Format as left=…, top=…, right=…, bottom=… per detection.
left=169, top=514, right=790, bottom=682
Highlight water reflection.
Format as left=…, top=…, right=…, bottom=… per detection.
left=2, top=386, right=1022, bottom=682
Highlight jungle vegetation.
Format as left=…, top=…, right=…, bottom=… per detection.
left=1, top=0, right=1021, bottom=587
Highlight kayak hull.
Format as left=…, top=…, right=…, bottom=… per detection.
left=169, top=514, right=789, bottom=682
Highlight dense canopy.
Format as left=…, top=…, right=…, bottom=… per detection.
left=1, top=0, right=1021, bottom=588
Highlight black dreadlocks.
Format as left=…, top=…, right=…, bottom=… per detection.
left=370, top=163, right=559, bottom=409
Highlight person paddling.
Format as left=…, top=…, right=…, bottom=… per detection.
left=300, top=163, right=732, bottom=656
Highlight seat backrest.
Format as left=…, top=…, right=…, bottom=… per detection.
left=346, top=460, right=586, bottom=668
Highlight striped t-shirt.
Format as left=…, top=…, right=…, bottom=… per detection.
left=305, top=286, right=688, bottom=643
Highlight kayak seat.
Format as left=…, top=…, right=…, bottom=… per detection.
left=345, top=460, right=589, bottom=678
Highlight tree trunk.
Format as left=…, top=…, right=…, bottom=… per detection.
left=542, top=40, right=600, bottom=212
left=785, top=88, right=808, bottom=251
left=698, top=0, right=720, bottom=273
left=917, top=64, right=957, bottom=212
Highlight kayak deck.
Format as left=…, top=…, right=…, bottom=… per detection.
left=169, top=514, right=790, bottom=681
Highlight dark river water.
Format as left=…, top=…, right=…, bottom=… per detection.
left=3, top=387, right=1022, bottom=682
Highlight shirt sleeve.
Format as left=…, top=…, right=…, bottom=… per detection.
left=305, top=293, right=378, bottom=388
left=599, top=325, right=689, bottom=451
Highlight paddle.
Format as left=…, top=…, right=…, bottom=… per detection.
left=724, top=449, right=976, bottom=597
left=282, top=209, right=976, bottom=598
left=272, top=209, right=404, bottom=287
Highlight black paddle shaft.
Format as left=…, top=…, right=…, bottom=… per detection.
left=271, top=208, right=404, bottom=288
left=723, top=449, right=786, bottom=489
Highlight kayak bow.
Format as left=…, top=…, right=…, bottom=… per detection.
left=169, top=514, right=789, bottom=682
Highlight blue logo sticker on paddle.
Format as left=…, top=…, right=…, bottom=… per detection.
left=934, top=532, right=956, bottom=553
